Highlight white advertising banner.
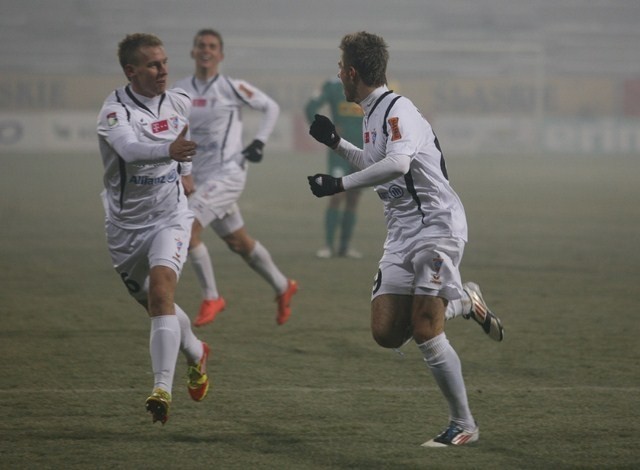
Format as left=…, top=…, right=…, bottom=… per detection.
left=0, top=111, right=293, bottom=155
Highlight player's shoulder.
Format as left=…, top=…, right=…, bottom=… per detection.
left=164, top=87, right=192, bottom=115
left=99, top=86, right=129, bottom=117
left=166, top=87, right=191, bottom=104
left=224, top=75, right=265, bottom=102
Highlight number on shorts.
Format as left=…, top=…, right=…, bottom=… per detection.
left=120, top=272, right=141, bottom=294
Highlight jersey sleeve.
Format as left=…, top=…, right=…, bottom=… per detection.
left=97, top=99, right=171, bottom=163
left=341, top=153, right=410, bottom=191
left=383, top=98, right=422, bottom=160
left=228, top=77, right=280, bottom=144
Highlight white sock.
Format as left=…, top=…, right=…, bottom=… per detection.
left=445, top=292, right=472, bottom=320
left=175, top=304, right=204, bottom=364
left=189, top=243, right=219, bottom=299
left=245, top=240, right=288, bottom=294
left=149, top=315, right=181, bottom=394
left=417, top=333, right=475, bottom=430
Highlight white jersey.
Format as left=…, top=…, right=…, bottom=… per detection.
left=342, top=86, right=467, bottom=253
left=172, top=74, right=279, bottom=186
left=97, top=85, right=193, bottom=229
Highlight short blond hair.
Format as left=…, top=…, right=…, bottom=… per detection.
left=118, top=33, right=163, bottom=69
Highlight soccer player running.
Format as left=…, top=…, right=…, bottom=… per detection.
left=307, top=31, right=505, bottom=447
left=97, top=33, right=211, bottom=425
left=174, top=29, right=297, bottom=328
left=305, top=77, right=364, bottom=259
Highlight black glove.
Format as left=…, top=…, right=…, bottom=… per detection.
left=309, top=114, right=340, bottom=148
left=307, top=173, right=344, bottom=198
left=242, top=139, right=265, bottom=163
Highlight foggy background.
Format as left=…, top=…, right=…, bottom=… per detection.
left=1, top=0, right=639, bottom=156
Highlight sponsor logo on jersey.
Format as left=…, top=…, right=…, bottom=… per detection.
left=107, top=112, right=118, bottom=128
left=151, top=119, right=169, bottom=133
left=128, top=168, right=178, bottom=185
left=388, top=117, right=402, bottom=141
left=238, top=84, right=254, bottom=99
left=364, top=130, right=377, bottom=144
left=376, top=184, right=404, bottom=200
left=193, top=98, right=207, bottom=107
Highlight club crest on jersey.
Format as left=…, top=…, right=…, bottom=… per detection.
left=173, top=236, right=184, bottom=263
left=107, top=112, right=118, bottom=128
left=388, top=117, right=402, bottom=141
left=170, top=116, right=179, bottom=130
left=431, top=257, right=444, bottom=284
left=151, top=119, right=169, bottom=133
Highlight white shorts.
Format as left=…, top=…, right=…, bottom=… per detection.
left=189, top=167, right=247, bottom=230
left=105, top=210, right=193, bottom=302
left=371, top=237, right=465, bottom=302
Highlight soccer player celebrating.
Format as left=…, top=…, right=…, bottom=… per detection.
left=174, top=29, right=297, bottom=328
left=307, top=31, right=505, bottom=447
left=97, top=33, right=211, bottom=425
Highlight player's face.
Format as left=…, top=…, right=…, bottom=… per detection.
left=338, top=59, right=357, bottom=103
left=125, top=46, right=168, bottom=98
left=191, top=34, right=224, bottom=72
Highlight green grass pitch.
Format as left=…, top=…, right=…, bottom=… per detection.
left=1, top=150, right=639, bottom=469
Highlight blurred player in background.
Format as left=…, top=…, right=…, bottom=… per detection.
left=307, top=31, right=504, bottom=447
left=305, top=77, right=364, bottom=259
left=97, top=33, right=211, bottom=425
left=174, top=29, right=297, bottom=328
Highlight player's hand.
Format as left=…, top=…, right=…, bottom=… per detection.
left=169, top=125, right=197, bottom=162
left=307, top=173, right=344, bottom=197
left=242, top=139, right=265, bottom=163
left=309, top=114, right=340, bottom=148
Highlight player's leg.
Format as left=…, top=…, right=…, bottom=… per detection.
left=337, top=188, right=362, bottom=258
left=106, top=221, right=175, bottom=423
left=189, top=187, right=240, bottom=327
left=144, top=217, right=199, bottom=422
left=370, top=294, right=413, bottom=348
left=318, top=153, right=348, bottom=258
left=220, top=218, right=297, bottom=325
left=317, top=195, right=342, bottom=258
left=189, top=218, right=226, bottom=326
left=370, top=260, right=415, bottom=348
left=411, top=239, right=478, bottom=446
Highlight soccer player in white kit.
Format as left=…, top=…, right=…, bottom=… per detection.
left=307, top=31, right=505, bottom=447
left=174, top=29, right=297, bottom=328
left=97, top=33, right=211, bottom=425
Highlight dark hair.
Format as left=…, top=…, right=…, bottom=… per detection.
left=193, top=28, right=224, bottom=51
left=340, top=31, right=388, bottom=87
left=118, top=33, right=163, bottom=69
